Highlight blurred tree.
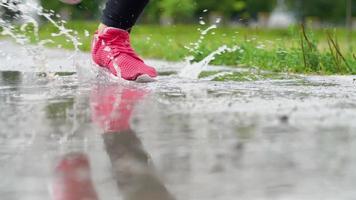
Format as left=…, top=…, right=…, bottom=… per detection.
left=158, top=0, right=196, bottom=24
left=143, top=0, right=161, bottom=23
left=40, top=0, right=102, bottom=20
left=245, top=0, right=276, bottom=18
left=195, top=0, right=276, bottom=23
left=288, top=0, right=355, bottom=23
left=196, top=0, right=246, bottom=17
left=36, top=0, right=354, bottom=25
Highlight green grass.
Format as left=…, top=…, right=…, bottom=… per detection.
left=4, top=21, right=356, bottom=75
left=198, top=70, right=300, bottom=81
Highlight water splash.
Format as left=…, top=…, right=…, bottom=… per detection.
left=1, top=1, right=239, bottom=81
left=179, top=45, right=239, bottom=79
left=0, top=0, right=82, bottom=71
left=27, top=3, right=82, bottom=51
left=180, top=17, right=239, bottom=79
left=184, top=24, right=217, bottom=53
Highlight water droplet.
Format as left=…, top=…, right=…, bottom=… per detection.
left=84, top=30, right=90, bottom=37
left=199, top=20, right=206, bottom=25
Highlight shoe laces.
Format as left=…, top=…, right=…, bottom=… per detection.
left=98, top=33, right=142, bottom=62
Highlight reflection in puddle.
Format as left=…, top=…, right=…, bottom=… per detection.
left=0, top=71, right=22, bottom=86
left=53, top=153, right=98, bottom=200
left=0, top=70, right=356, bottom=199
left=52, top=84, right=174, bottom=200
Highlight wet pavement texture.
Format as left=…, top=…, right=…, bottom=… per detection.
left=1, top=42, right=356, bottom=200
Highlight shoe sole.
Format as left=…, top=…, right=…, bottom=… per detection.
left=93, top=64, right=156, bottom=83
left=135, top=74, right=156, bottom=83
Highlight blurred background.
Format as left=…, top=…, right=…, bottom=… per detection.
left=4, top=0, right=353, bottom=28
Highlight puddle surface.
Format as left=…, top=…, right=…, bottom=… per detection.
left=1, top=44, right=356, bottom=200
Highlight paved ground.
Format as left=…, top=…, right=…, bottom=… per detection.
left=1, top=41, right=356, bottom=200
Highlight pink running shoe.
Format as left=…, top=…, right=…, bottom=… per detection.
left=91, top=27, right=157, bottom=81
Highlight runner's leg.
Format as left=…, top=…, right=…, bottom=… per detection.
left=101, top=0, right=149, bottom=31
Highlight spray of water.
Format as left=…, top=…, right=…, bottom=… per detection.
left=0, top=0, right=82, bottom=72
left=184, top=24, right=217, bottom=54
left=179, top=45, right=239, bottom=79
left=1, top=1, right=239, bottom=81
left=180, top=16, right=239, bottom=79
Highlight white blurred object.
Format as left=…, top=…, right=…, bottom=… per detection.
left=59, top=0, right=82, bottom=5
left=268, top=0, right=295, bottom=28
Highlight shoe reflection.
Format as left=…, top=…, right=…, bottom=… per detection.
left=52, top=84, right=174, bottom=200
left=53, top=153, right=98, bottom=200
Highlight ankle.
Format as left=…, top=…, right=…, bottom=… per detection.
left=98, top=23, right=108, bottom=34
left=98, top=24, right=132, bottom=34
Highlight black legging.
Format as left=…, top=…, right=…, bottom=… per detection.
left=102, top=0, right=149, bottom=30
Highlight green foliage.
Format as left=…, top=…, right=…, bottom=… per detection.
left=244, top=0, right=276, bottom=18
left=198, top=70, right=299, bottom=81
left=158, top=0, right=196, bottom=19
left=287, top=0, right=355, bottom=23
left=196, top=0, right=245, bottom=16
left=33, top=22, right=356, bottom=75
left=194, top=0, right=276, bottom=20
left=40, top=0, right=101, bottom=20
left=299, top=25, right=321, bottom=72
left=37, top=0, right=354, bottom=24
